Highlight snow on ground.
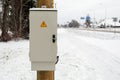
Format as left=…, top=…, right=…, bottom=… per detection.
left=0, top=28, right=120, bottom=80
left=79, top=27, right=120, bottom=34
left=0, top=40, right=36, bottom=80
left=56, top=29, right=120, bottom=80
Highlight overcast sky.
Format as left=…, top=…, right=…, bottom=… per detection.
left=54, top=0, right=120, bottom=24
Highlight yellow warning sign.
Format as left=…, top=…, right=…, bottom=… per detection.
left=40, top=21, right=47, bottom=28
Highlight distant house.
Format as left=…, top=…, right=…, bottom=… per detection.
left=97, top=18, right=120, bottom=28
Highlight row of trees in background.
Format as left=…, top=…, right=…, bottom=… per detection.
left=59, top=20, right=80, bottom=28
left=0, top=0, right=35, bottom=42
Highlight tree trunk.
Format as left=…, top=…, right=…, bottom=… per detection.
left=11, top=0, right=22, bottom=39
left=1, top=0, right=11, bottom=42
left=18, top=0, right=23, bottom=37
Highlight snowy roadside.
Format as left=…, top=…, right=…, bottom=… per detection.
left=67, top=28, right=120, bottom=40
left=0, top=40, right=36, bottom=80
left=79, top=27, right=120, bottom=33
left=56, top=29, right=120, bottom=80
left=0, top=28, right=120, bottom=80
left=66, top=28, right=120, bottom=57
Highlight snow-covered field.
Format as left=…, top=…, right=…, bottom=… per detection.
left=0, top=29, right=120, bottom=80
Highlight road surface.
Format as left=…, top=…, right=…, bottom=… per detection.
left=56, top=29, right=120, bottom=80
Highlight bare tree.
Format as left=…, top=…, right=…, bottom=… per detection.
left=10, top=0, right=34, bottom=39
left=68, top=20, right=80, bottom=28
left=10, top=0, right=22, bottom=38
left=0, top=0, right=35, bottom=41
left=0, top=1, right=2, bottom=29
left=1, top=0, right=11, bottom=42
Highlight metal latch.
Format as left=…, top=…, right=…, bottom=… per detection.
left=52, top=34, right=56, bottom=43
left=55, top=56, right=59, bottom=64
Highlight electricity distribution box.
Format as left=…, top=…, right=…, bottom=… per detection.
left=29, top=8, right=57, bottom=71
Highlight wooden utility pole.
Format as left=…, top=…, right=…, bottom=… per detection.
left=37, top=0, right=54, bottom=8
left=37, top=0, right=54, bottom=80
left=37, top=71, right=54, bottom=80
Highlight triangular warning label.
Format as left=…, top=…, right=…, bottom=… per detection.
left=40, top=21, right=47, bottom=28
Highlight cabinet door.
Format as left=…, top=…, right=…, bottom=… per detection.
left=30, top=10, right=57, bottom=62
